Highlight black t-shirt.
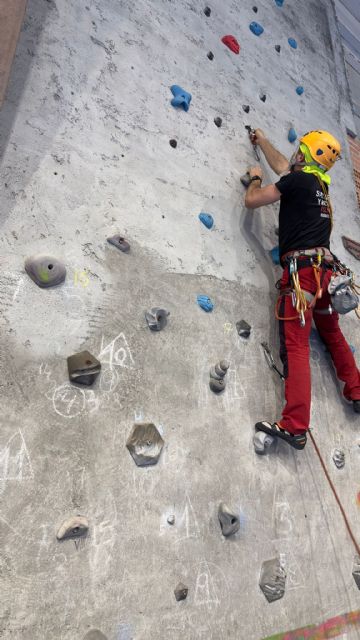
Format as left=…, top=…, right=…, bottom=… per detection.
left=275, top=171, right=331, bottom=256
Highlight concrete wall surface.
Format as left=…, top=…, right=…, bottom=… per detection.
left=1, top=1, right=360, bottom=639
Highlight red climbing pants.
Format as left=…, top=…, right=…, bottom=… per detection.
left=278, top=265, right=360, bottom=434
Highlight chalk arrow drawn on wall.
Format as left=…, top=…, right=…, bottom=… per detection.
left=97, top=332, right=135, bottom=370
left=0, top=429, right=34, bottom=488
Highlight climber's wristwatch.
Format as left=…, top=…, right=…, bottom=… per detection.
left=249, top=175, right=262, bottom=184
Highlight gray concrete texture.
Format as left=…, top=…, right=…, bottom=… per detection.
left=1, top=0, right=360, bottom=639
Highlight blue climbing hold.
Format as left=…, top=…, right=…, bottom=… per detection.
left=275, top=0, right=284, bottom=5
left=197, top=295, right=214, bottom=312
left=249, top=22, right=264, bottom=36
left=288, top=127, right=297, bottom=143
left=199, top=213, right=214, bottom=229
left=270, top=246, right=280, bottom=265
left=350, top=344, right=356, bottom=354
left=296, top=86, right=304, bottom=95
left=170, top=85, right=192, bottom=112
left=288, top=38, right=297, bottom=49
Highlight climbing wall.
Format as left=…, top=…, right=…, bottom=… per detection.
left=1, top=0, right=360, bottom=638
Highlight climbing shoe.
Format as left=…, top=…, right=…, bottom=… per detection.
left=353, top=400, right=360, bottom=414
left=255, top=421, right=307, bottom=450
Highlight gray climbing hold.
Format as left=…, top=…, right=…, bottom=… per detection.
left=259, top=557, right=286, bottom=602
left=209, top=378, right=225, bottom=393
left=126, top=422, right=164, bottom=467
left=25, top=254, right=66, bottom=288
left=57, top=515, right=89, bottom=541
left=145, top=307, right=170, bottom=331
left=207, top=51, right=214, bottom=60
left=67, top=350, right=101, bottom=386
left=215, top=360, right=229, bottom=376
left=332, top=448, right=345, bottom=469
left=236, top=319, right=251, bottom=338
left=204, top=6, right=211, bottom=16
left=167, top=514, right=175, bottom=525
left=240, top=171, right=251, bottom=187
left=242, top=104, right=250, bottom=113
left=169, top=139, right=177, bottom=148
left=214, top=117, right=222, bottom=128
left=260, top=93, right=266, bottom=102
left=218, top=502, right=240, bottom=537
left=83, top=631, right=108, bottom=640
left=352, top=555, right=360, bottom=590
left=174, top=582, right=188, bottom=601
left=275, top=44, right=281, bottom=53
left=107, top=234, right=130, bottom=253
left=210, top=360, right=229, bottom=393
left=253, top=430, right=275, bottom=454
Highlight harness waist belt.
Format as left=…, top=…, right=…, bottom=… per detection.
left=281, top=247, right=334, bottom=264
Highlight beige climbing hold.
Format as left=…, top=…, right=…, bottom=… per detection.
left=56, top=515, right=89, bottom=541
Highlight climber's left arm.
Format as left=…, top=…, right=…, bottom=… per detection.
left=244, top=166, right=281, bottom=209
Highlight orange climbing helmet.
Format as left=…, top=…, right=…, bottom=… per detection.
left=299, top=130, right=341, bottom=171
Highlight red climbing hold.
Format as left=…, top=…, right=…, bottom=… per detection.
left=221, top=35, right=240, bottom=55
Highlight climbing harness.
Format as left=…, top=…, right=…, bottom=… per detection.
left=276, top=174, right=359, bottom=324
left=275, top=251, right=327, bottom=325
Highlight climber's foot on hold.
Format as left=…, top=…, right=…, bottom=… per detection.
left=353, top=400, right=360, bottom=414
left=255, top=421, right=307, bottom=450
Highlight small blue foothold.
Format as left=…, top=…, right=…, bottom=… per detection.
left=296, top=86, right=304, bottom=95
left=275, top=0, right=284, bottom=5
left=288, top=38, right=297, bottom=49
left=350, top=344, right=356, bottom=354
left=197, top=295, right=214, bottom=312
left=170, top=85, right=192, bottom=112
left=199, top=213, right=214, bottom=229
left=270, top=246, right=280, bottom=265
left=288, top=127, right=297, bottom=143
left=249, top=21, right=264, bottom=36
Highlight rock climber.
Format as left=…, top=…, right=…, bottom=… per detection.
left=244, top=128, right=360, bottom=450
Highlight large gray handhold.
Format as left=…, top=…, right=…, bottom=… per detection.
left=107, top=234, right=130, bottom=253
left=126, top=422, right=164, bottom=467
left=253, top=430, right=275, bottom=454
left=218, top=502, right=240, bottom=537
left=209, top=378, right=225, bottom=393
left=57, top=515, right=89, bottom=540
left=210, top=360, right=229, bottom=393
left=83, top=631, right=108, bottom=640
left=259, top=558, right=286, bottom=602
left=67, top=350, right=101, bottom=386
left=174, top=582, right=188, bottom=601
left=236, top=319, right=251, bottom=338
left=145, top=307, right=170, bottom=331
left=352, top=555, right=360, bottom=590
left=332, top=448, right=345, bottom=469
left=25, top=255, right=66, bottom=288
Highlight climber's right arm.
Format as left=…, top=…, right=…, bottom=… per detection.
left=250, top=129, right=289, bottom=175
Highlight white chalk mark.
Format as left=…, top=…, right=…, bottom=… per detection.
left=52, top=383, right=86, bottom=418
left=272, top=486, right=295, bottom=539
left=98, top=332, right=135, bottom=370
left=12, top=277, right=24, bottom=301
left=0, top=429, right=34, bottom=481
left=194, top=561, right=223, bottom=610
left=175, top=494, right=200, bottom=542
left=0, top=513, right=19, bottom=536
